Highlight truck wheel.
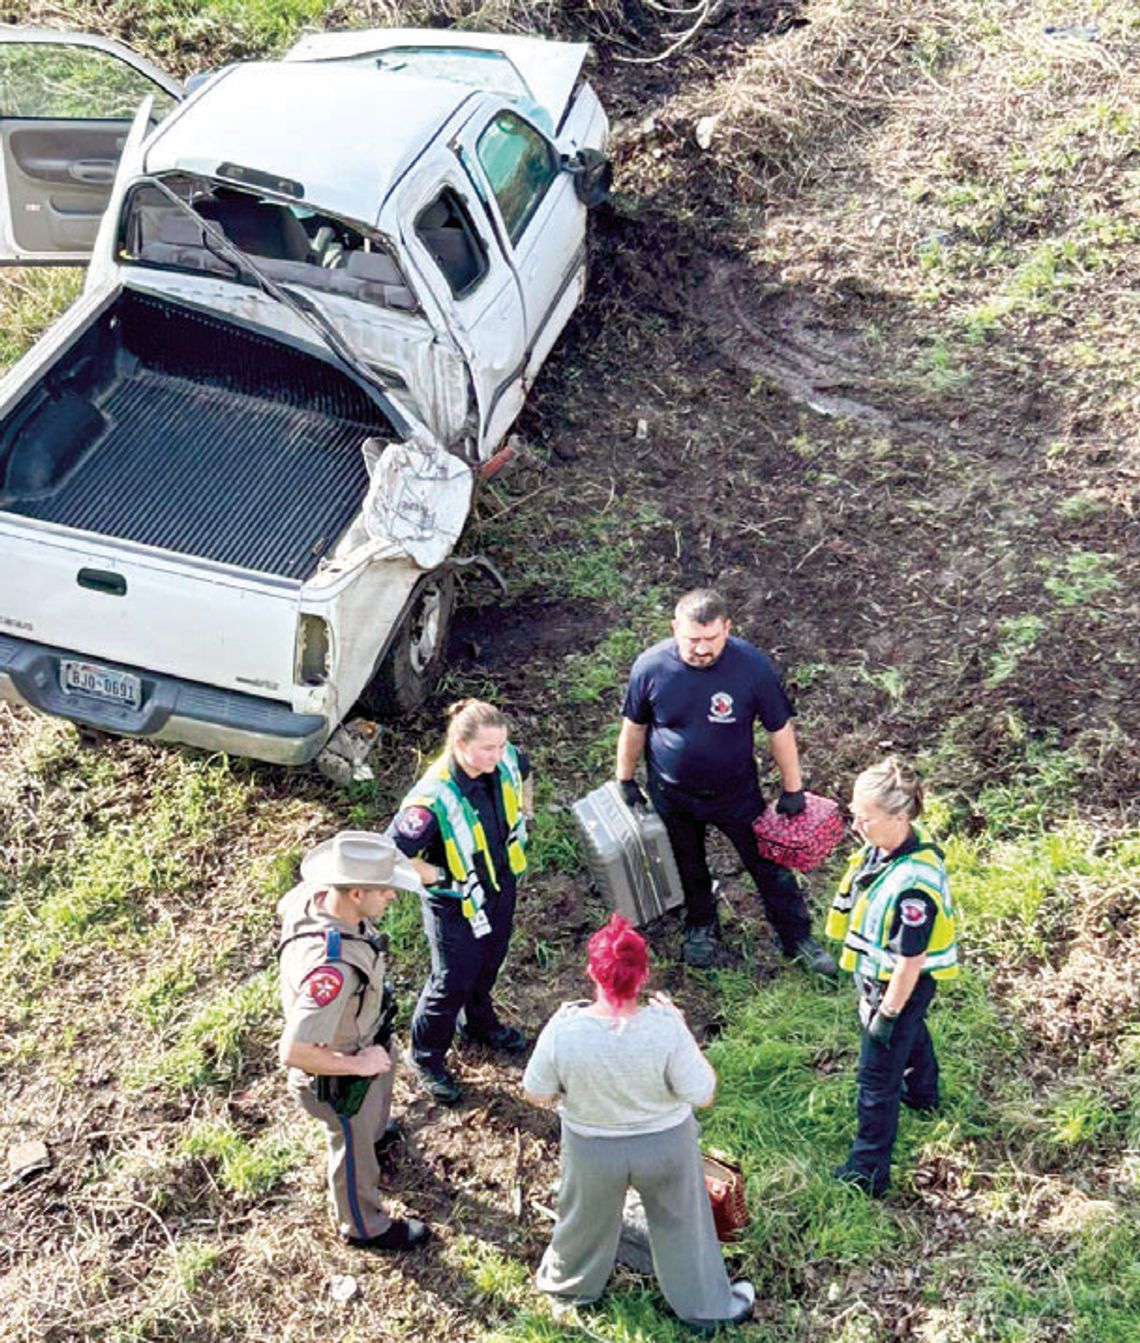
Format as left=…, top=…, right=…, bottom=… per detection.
left=360, top=570, right=455, bottom=717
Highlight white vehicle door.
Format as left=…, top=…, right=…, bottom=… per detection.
left=394, top=156, right=527, bottom=456
left=458, top=105, right=586, bottom=387
left=0, top=28, right=182, bottom=263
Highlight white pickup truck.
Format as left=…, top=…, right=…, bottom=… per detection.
left=0, top=27, right=609, bottom=762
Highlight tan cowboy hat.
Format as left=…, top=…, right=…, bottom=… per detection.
left=301, top=830, right=425, bottom=893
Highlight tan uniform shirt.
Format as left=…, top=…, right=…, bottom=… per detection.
left=277, top=882, right=388, bottom=1062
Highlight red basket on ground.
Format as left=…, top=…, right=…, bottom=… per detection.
left=752, top=792, right=845, bottom=872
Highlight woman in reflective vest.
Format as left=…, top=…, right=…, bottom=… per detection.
left=825, top=756, right=957, bottom=1196
left=389, top=699, right=533, bottom=1106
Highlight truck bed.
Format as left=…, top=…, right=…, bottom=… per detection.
left=0, top=291, right=390, bottom=581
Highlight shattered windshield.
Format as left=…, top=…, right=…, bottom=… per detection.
left=336, top=46, right=529, bottom=100
left=117, top=176, right=418, bottom=314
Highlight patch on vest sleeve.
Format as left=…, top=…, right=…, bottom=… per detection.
left=900, top=898, right=929, bottom=927
left=307, top=965, right=344, bottom=1006
left=396, top=806, right=433, bottom=839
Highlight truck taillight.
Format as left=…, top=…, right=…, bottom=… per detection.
left=296, top=614, right=331, bottom=685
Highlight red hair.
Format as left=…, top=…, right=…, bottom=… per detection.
left=587, top=913, right=649, bottom=1006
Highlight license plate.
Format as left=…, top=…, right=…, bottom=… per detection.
left=59, top=659, right=142, bottom=710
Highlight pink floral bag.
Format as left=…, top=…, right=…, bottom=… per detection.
left=752, top=792, right=845, bottom=872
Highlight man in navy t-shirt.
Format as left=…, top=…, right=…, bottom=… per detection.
left=616, top=589, right=836, bottom=974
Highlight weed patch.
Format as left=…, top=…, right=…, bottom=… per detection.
left=128, top=969, right=277, bottom=1093
left=180, top=1116, right=304, bottom=1196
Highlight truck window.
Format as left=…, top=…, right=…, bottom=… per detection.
left=118, top=177, right=419, bottom=313
left=414, top=188, right=488, bottom=298
left=476, top=111, right=557, bottom=245
left=0, top=42, right=177, bottom=120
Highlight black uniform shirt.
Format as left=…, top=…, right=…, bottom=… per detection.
left=389, top=749, right=531, bottom=894
left=859, top=829, right=939, bottom=959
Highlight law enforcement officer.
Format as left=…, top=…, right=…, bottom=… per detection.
left=389, top=699, right=534, bottom=1106
left=278, top=830, right=430, bottom=1250
left=616, top=588, right=836, bottom=973
left=826, top=757, right=958, bottom=1195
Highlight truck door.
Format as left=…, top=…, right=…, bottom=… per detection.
left=0, top=30, right=182, bottom=263
left=395, top=159, right=527, bottom=456
left=458, top=105, right=587, bottom=391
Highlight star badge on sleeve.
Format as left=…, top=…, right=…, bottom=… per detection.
left=900, top=898, right=929, bottom=927
left=396, top=806, right=433, bottom=839
left=307, top=965, right=344, bottom=1006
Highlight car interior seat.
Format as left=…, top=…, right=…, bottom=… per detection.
left=196, top=189, right=312, bottom=263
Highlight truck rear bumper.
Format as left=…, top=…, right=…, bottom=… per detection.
left=0, top=632, right=330, bottom=766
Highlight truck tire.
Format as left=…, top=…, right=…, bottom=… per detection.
left=359, top=570, right=455, bottom=717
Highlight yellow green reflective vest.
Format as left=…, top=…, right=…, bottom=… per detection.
left=402, top=743, right=527, bottom=915
left=825, top=822, right=958, bottom=982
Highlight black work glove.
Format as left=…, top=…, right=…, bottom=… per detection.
left=619, top=779, right=647, bottom=810
left=776, top=788, right=806, bottom=817
left=867, top=1009, right=896, bottom=1048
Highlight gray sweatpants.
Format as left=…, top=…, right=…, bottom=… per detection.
left=537, top=1113, right=739, bottom=1324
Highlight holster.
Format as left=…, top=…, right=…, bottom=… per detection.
left=855, top=972, right=884, bottom=1028
left=374, top=979, right=397, bottom=1050
left=315, top=1072, right=372, bottom=1117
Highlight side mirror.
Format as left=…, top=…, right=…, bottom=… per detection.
left=561, top=147, right=613, bottom=208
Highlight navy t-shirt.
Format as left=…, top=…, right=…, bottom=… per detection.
left=621, top=636, right=795, bottom=795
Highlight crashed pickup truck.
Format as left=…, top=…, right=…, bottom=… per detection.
left=0, top=27, right=609, bottom=763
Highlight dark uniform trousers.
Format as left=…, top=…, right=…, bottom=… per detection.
left=848, top=973, right=938, bottom=1187
left=411, top=882, right=517, bottom=1070
left=648, top=774, right=811, bottom=952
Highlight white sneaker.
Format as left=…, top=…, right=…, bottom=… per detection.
left=729, top=1280, right=756, bottom=1322
left=682, top=1281, right=756, bottom=1333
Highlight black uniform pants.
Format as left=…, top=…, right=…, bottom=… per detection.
left=411, top=883, right=516, bottom=1070
left=847, top=973, right=938, bottom=1189
left=648, top=774, right=811, bottom=951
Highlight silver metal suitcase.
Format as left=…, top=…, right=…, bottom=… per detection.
left=572, top=781, right=685, bottom=927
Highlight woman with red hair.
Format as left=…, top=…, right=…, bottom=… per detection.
left=523, top=913, right=753, bottom=1330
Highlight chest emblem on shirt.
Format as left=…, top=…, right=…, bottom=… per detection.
left=899, top=898, right=929, bottom=927
left=307, top=965, right=344, bottom=1006
left=708, top=692, right=736, bottom=723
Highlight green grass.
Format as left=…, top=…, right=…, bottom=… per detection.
left=129, top=952, right=200, bottom=1026
left=105, top=1238, right=223, bottom=1343
left=450, top=1236, right=532, bottom=1311
left=104, top=0, right=332, bottom=65
left=0, top=1, right=1137, bottom=1339
left=1040, top=550, right=1121, bottom=608
left=475, top=498, right=671, bottom=604
left=179, top=1116, right=305, bottom=1195
left=127, top=968, right=278, bottom=1093
left=526, top=784, right=581, bottom=877
left=0, top=269, right=84, bottom=368
left=0, top=749, right=254, bottom=992
left=985, top=614, right=1045, bottom=686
